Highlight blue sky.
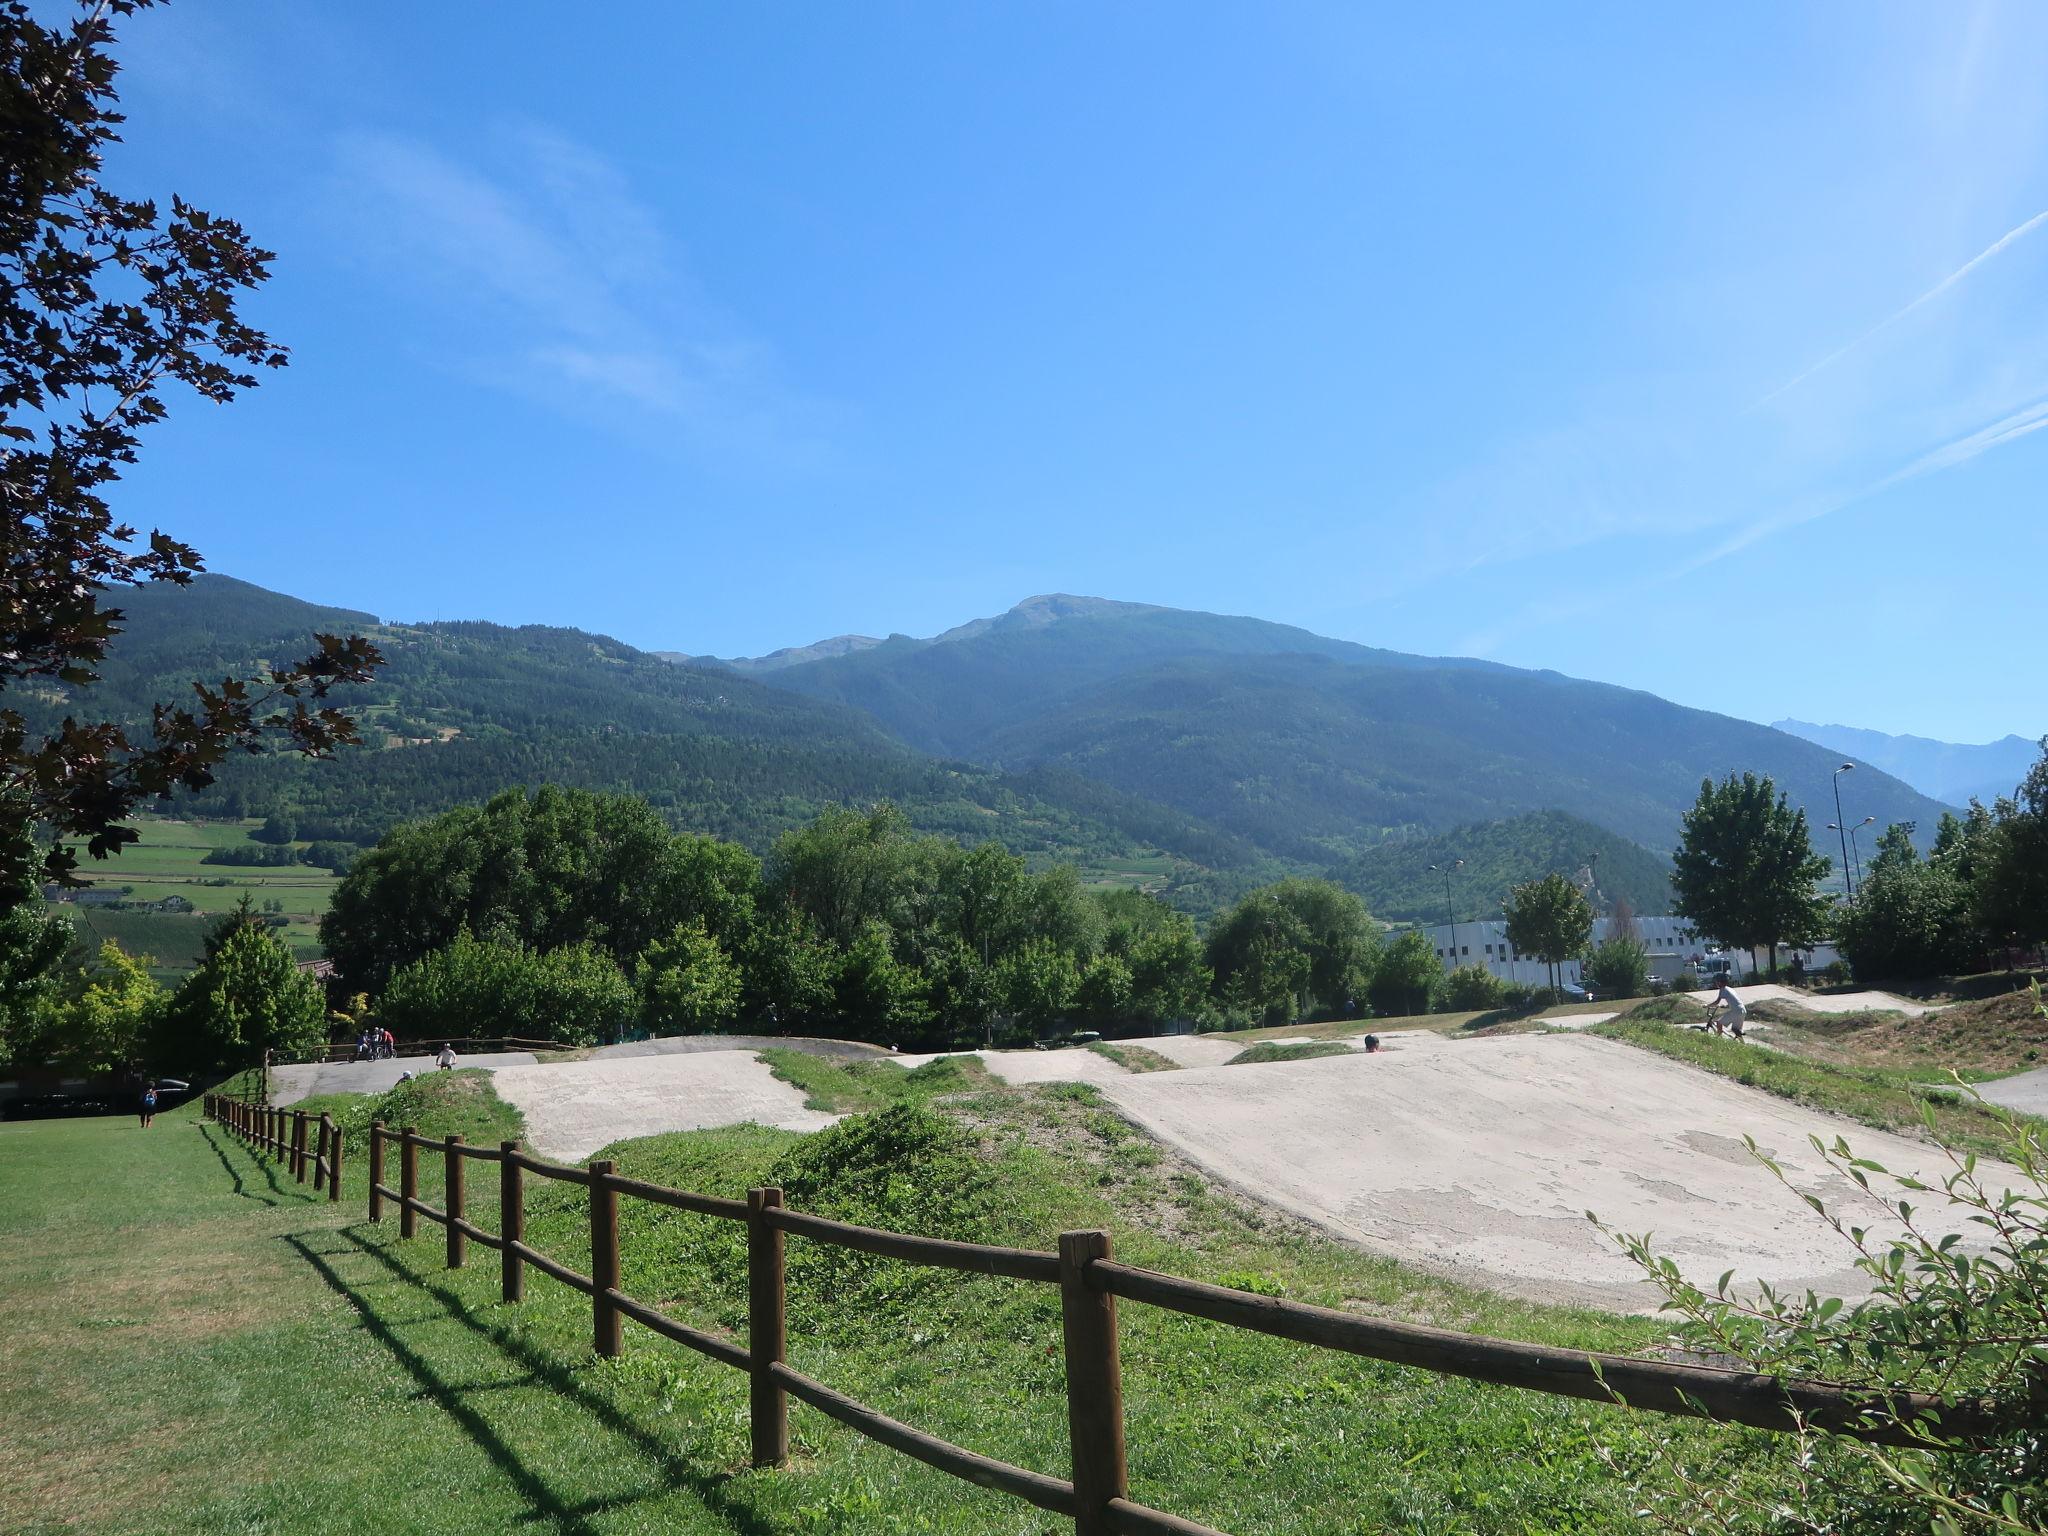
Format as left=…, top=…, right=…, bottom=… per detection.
left=103, top=2, right=2047, bottom=742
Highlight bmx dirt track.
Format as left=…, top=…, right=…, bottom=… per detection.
left=1097, top=1030, right=1994, bottom=1311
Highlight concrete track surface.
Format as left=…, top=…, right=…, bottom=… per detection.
left=1978, top=1066, right=2048, bottom=1118
left=1093, top=1032, right=2013, bottom=1310
left=489, top=1053, right=839, bottom=1161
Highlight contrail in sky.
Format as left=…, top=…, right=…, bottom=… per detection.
left=1755, top=206, right=2048, bottom=407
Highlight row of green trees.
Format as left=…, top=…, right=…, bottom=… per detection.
left=1833, top=751, right=2048, bottom=979
left=3, top=902, right=326, bottom=1077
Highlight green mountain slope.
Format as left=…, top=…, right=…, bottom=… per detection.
left=44, top=578, right=1224, bottom=880
left=746, top=598, right=1954, bottom=869
left=1335, top=811, right=1672, bottom=926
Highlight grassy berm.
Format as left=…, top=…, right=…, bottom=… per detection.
left=2, top=1061, right=1811, bottom=1534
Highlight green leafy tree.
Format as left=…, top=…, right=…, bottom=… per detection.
left=62, top=940, right=167, bottom=1074
left=996, top=938, right=1080, bottom=1035
left=1671, top=773, right=1833, bottom=975
left=743, top=907, right=840, bottom=1034
left=1125, top=920, right=1210, bottom=1024
left=635, top=920, right=742, bottom=1036
left=1974, top=741, right=2048, bottom=959
left=376, top=931, right=634, bottom=1048
left=1075, top=952, right=1134, bottom=1028
left=1207, top=879, right=1378, bottom=1022
left=1582, top=937, right=1649, bottom=1000
left=1443, top=962, right=1506, bottom=1011
left=0, top=1, right=381, bottom=890
left=1206, top=890, right=1314, bottom=1023
left=0, top=826, right=72, bottom=1065
left=766, top=803, right=924, bottom=951
left=1503, top=872, right=1595, bottom=993
left=1370, top=930, right=1445, bottom=1017
left=834, top=920, right=933, bottom=1046
left=158, top=918, right=324, bottom=1070
left=322, top=785, right=759, bottom=991
left=1835, top=826, right=1976, bottom=981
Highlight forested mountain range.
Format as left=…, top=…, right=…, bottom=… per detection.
left=47, top=578, right=1242, bottom=892
left=45, top=577, right=1954, bottom=923
left=708, top=594, right=1953, bottom=864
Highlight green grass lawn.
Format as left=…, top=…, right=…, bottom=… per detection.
left=2, top=1069, right=1808, bottom=1534
left=1591, top=1013, right=2034, bottom=1159
left=1224, top=1040, right=1355, bottom=1066
left=1087, top=1041, right=1181, bottom=1073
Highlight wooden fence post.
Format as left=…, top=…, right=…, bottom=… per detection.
left=369, top=1122, right=385, bottom=1222
left=748, top=1185, right=788, bottom=1468
left=1059, top=1229, right=1128, bottom=1536
left=589, top=1160, right=622, bottom=1358
left=326, top=1114, right=342, bottom=1203
left=399, top=1126, right=419, bottom=1240
left=445, top=1136, right=466, bottom=1268
left=500, top=1141, right=524, bottom=1304
left=293, top=1111, right=309, bottom=1183
left=273, top=1104, right=284, bottom=1157
left=312, top=1115, right=329, bottom=1194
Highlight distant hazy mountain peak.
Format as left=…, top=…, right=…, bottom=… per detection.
left=662, top=633, right=887, bottom=674
left=932, top=593, right=1165, bottom=645
left=1772, top=719, right=2040, bottom=807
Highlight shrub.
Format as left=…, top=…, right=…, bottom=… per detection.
left=1583, top=937, right=1650, bottom=1000
left=1500, top=983, right=1557, bottom=1014
left=1444, top=964, right=1507, bottom=1011
left=1592, top=1098, right=2047, bottom=1532
left=376, top=931, right=635, bottom=1046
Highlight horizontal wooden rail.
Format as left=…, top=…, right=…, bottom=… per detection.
left=606, top=1171, right=749, bottom=1220
left=606, top=1289, right=751, bottom=1370
left=767, top=1206, right=1063, bottom=1283
left=382, top=1128, right=505, bottom=1160
left=397, top=1195, right=449, bottom=1226
left=768, top=1361, right=1077, bottom=1516
left=509, top=1240, right=596, bottom=1298
left=452, top=1217, right=504, bottom=1252
left=1105, top=1499, right=1231, bottom=1536
left=506, top=1149, right=593, bottom=1187
left=1090, top=1260, right=1995, bottom=1447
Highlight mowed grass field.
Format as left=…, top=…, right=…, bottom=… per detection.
left=0, top=1068, right=1811, bottom=1535
left=59, top=816, right=340, bottom=970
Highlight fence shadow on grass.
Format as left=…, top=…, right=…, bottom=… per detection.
left=199, top=1122, right=315, bottom=1208
left=280, top=1224, right=777, bottom=1536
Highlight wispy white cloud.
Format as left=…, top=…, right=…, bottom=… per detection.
left=330, top=126, right=834, bottom=466
left=1754, top=206, right=2048, bottom=408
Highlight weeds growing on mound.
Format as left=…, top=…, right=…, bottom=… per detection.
left=1591, top=1089, right=2047, bottom=1534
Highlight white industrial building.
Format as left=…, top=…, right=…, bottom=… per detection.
left=1419, top=915, right=1837, bottom=988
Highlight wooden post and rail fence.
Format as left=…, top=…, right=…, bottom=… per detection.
left=203, top=1090, right=2022, bottom=1536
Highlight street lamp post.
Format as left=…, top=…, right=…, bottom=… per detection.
left=1428, top=859, right=1464, bottom=965
left=1831, top=763, right=1856, bottom=900
left=1829, top=815, right=1877, bottom=892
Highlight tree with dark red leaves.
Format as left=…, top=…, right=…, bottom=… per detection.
left=1, top=0, right=382, bottom=890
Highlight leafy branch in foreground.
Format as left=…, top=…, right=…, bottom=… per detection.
left=1591, top=1087, right=2047, bottom=1534
left=1, top=0, right=381, bottom=888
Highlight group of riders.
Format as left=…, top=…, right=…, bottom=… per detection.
left=352, top=1027, right=399, bottom=1061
